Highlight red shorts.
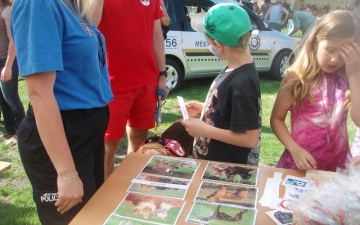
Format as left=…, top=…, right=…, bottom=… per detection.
left=105, top=81, right=157, bottom=141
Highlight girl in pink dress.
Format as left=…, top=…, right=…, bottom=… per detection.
left=271, top=10, right=360, bottom=172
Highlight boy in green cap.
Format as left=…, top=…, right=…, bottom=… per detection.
left=180, top=3, right=262, bottom=165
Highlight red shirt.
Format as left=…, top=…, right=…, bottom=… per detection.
left=99, top=0, right=163, bottom=91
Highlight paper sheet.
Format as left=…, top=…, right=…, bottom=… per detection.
left=177, top=96, right=189, bottom=120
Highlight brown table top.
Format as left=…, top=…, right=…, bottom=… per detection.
left=70, top=153, right=305, bottom=225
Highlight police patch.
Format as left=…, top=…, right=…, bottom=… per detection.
left=249, top=34, right=261, bottom=51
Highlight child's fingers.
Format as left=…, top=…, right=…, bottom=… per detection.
left=307, top=157, right=317, bottom=170
left=342, top=42, right=360, bottom=60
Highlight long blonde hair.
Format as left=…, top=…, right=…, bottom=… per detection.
left=62, top=0, right=92, bottom=24
left=282, top=10, right=360, bottom=109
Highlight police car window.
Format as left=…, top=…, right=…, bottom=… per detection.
left=165, top=0, right=180, bottom=30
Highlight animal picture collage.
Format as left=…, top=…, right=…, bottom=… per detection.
left=103, top=155, right=259, bottom=225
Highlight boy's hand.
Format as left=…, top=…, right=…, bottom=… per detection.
left=175, top=101, right=203, bottom=118
left=289, top=146, right=317, bottom=170
left=341, top=42, right=360, bottom=78
left=181, top=118, right=211, bottom=137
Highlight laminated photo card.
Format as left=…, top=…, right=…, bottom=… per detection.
left=202, top=161, right=259, bottom=186
left=194, top=181, right=258, bottom=209
left=140, top=155, right=201, bottom=180
left=128, top=173, right=190, bottom=200
left=104, top=215, right=156, bottom=225
left=103, top=192, right=185, bottom=225
left=186, top=202, right=256, bottom=225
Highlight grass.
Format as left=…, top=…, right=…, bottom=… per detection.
left=0, top=72, right=357, bottom=224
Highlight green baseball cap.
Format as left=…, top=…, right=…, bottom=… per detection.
left=191, top=3, right=252, bottom=47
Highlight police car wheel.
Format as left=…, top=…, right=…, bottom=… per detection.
left=166, top=59, right=183, bottom=94
left=269, top=51, right=291, bottom=81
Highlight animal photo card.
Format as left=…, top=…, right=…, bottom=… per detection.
left=186, top=202, right=256, bottom=225
left=128, top=173, right=190, bottom=200
left=195, top=181, right=258, bottom=209
left=140, top=155, right=200, bottom=180
left=104, top=215, right=155, bottom=225
left=202, top=162, right=259, bottom=186
left=106, top=193, right=185, bottom=225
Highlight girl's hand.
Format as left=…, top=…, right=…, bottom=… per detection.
left=176, top=101, right=203, bottom=118
left=1, top=66, right=12, bottom=82
left=353, top=156, right=360, bottom=167
left=341, top=42, right=360, bottom=78
left=181, top=118, right=211, bottom=137
left=290, top=146, right=317, bottom=170
left=55, top=176, right=83, bottom=214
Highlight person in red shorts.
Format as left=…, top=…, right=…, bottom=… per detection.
left=91, top=0, right=168, bottom=179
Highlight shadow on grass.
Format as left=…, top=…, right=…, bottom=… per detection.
left=0, top=200, right=39, bottom=225
left=261, top=125, right=274, bottom=134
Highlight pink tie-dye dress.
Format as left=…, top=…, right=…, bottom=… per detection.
left=277, top=72, right=350, bottom=171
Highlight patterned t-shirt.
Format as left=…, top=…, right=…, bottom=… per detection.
left=193, top=63, right=262, bottom=165
left=277, top=72, right=350, bottom=171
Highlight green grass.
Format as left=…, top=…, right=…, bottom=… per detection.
left=0, top=73, right=357, bottom=224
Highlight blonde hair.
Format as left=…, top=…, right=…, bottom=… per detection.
left=282, top=10, right=360, bottom=109
left=62, top=0, right=92, bottom=24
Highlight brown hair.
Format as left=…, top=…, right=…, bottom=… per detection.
left=0, top=0, right=12, bottom=8
left=282, top=10, right=360, bottom=109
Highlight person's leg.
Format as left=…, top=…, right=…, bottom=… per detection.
left=0, top=58, right=25, bottom=135
left=126, top=126, right=149, bottom=153
left=127, top=80, right=157, bottom=153
left=104, top=139, right=121, bottom=179
left=0, top=59, right=14, bottom=137
left=104, top=90, right=135, bottom=179
left=0, top=89, right=13, bottom=136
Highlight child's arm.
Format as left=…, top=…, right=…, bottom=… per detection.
left=340, top=42, right=360, bottom=126
left=181, top=118, right=260, bottom=148
left=270, top=82, right=317, bottom=170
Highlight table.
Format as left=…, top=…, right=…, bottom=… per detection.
left=70, top=153, right=305, bottom=225
left=0, top=161, right=11, bottom=174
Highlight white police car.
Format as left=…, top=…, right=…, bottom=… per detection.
left=164, top=0, right=298, bottom=93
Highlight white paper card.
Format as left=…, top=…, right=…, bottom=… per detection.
left=177, top=96, right=189, bottom=120
left=259, top=177, right=274, bottom=207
